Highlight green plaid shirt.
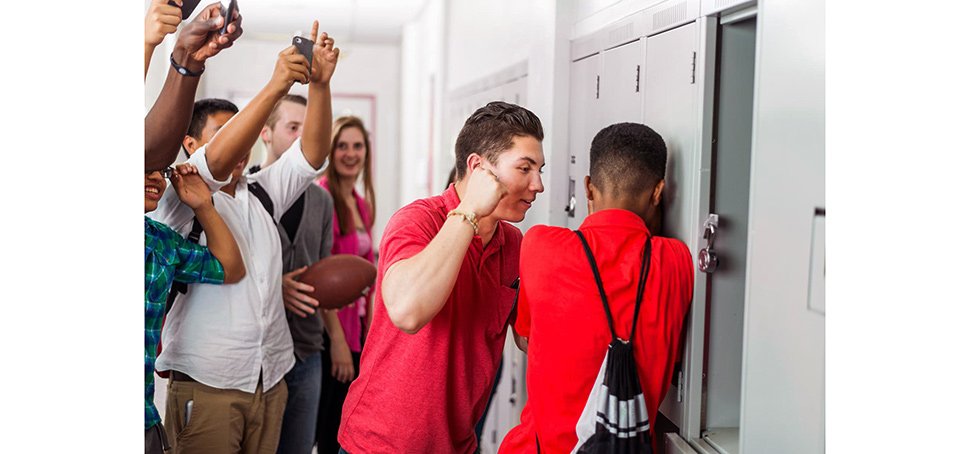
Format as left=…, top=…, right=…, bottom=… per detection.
left=144, top=217, right=224, bottom=429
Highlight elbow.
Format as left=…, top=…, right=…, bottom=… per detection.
left=385, top=296, right=425, bottom=335
left=222, top=263, right=247, bottom=284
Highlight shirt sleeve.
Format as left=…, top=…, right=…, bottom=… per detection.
left=378, top=202, right=440, bottom=273
left=247, top=138, right=324, bottom=223
left=171, top=232, right=226, bottom=285
left=186, top=145, right=233, bottom=194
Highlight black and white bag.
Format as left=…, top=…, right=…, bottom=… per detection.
left=572, top=230, right=653, bottom=454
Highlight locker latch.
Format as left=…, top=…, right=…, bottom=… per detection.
left=565, top=178, right=577, bottom=218
left=698, top=214, right=719, bottom=273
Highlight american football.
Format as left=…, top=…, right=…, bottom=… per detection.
left=298, top=254, right=377, bottom=310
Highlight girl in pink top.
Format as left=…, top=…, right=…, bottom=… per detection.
left=316, top=116, right=377, bottom=454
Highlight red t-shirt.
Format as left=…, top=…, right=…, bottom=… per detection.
left=499, top=209, right=694, bottom=454
left=338, top=185, right=522, bottom=454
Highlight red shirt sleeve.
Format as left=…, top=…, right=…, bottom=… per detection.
left=378, top=201, right=442, bottom=274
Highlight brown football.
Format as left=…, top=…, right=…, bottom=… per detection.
left=298, top=254, right=377, bottom=310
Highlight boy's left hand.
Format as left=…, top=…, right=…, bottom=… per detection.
left=171, top=163, right=211, bottom=210
left=308, top=20, right=339, bottom=85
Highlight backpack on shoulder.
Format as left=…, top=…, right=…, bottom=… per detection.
left=571, top=230, right=653, bottom=454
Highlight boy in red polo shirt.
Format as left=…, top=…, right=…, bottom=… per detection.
left=337, top=101, right=546, bottom=453
left=500, top=122, right=695, bottom=453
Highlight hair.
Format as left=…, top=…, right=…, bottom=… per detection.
left=453, top=101, right=544, bottom=180
left=589, top=122, right=667, bottom=198
left=325, top=116, right=376, bottom=235
left=187, top=98, right=239, bottom=139
left=266, top=94, right=308, bottom=128
left=446, top=166, right=457, bottom=190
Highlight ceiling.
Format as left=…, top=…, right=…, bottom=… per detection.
left=186, top=0, right=429, bottom=44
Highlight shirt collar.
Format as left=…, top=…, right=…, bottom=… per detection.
left=443, top=183, right=461, bottom=211
left=580, top=208, right=650, bottom=234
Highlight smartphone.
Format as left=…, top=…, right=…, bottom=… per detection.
left=168, top=0, right=202, bottom=20
left=292, top=36, right=314, bottom=68
left=185, top=399, right=194, bottom=426
left=220, top=0, right=238, bottom=35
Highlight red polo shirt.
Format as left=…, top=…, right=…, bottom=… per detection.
left=499, top=209, right=694, bottom=454
left=338, top=184, right=522, bottom=454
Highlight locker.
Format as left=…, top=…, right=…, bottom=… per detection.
left=641, top=20, right=702, bottom=437
left=565, top=54, right=601, bottom=229
left=600, top=38, right=646, bottom=125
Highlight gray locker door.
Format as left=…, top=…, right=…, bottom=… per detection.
left=599, top=38, right=645, bottom=126
left=700, top=17, right=757, bottom=451
left=642, top=21, right=700, bottom=433
left=566, top=54, right=601, bottom=230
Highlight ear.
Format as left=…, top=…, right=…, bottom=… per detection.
left=652, top=179, right=666, bottom=206
left=259, top=126, right=272, bottom=144
left=584, top=175, right=594, bottom=201
left=182, top=136, right=198, bottom=154
left=465, top=153, right=484, bottom=174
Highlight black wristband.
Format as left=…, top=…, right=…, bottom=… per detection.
left=170, top=53, right=204, bottom=77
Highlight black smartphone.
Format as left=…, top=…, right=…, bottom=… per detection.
left=168, top=0, right=202, bottom=20
left=220, top=0, right=238, bottom=35
left=292, top=36, right=314, bottom=68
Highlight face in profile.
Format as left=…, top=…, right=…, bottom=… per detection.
left=333, top=126, right=367, bottom=180
left=484, top=135, right=545, bottom=222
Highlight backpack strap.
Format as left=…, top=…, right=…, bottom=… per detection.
left=574, top=230, right=652, bottom=343
left=164, top=215, right=205, bottom=315
left=248, top=182, right=275, bottom=218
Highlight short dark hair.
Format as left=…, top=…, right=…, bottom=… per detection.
left=266, top=94, right=308, bottom=128
left=454, top=101, right=543, bottom=180
left=187, top=98, right=239, bottom=139
left=589, top=123, right=667, bottom=197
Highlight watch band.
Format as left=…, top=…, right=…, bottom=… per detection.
left=170, top=53, right=204, bottom=77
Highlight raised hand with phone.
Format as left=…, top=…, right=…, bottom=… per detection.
left=144, top=1, right=246, bottom=173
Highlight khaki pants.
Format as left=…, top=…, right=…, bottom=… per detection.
left=164, top=377, right=288, bottom=454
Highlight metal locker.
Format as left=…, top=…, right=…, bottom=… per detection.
left=599, top=38, right=646, bottom=126
left=566, top=54, right=600, bottom=230
left=642, top=20, right=702, bottom=436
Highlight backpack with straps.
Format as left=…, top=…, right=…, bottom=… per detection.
left=571, top=230, right=653, bottom=454
left=155, top=181, right=275, bottom=379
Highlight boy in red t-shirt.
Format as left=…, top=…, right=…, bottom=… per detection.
left=337, top=102, right=546, bottom=453
left=500, top=122, right=695, bottom=453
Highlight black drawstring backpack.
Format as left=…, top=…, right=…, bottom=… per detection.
left=571, top=230, right=653, bottom=454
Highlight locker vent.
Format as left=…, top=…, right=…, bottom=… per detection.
left=653, top=1, right=690, bottom=30
left=713, top=0, right=745, bottom=11
left=609, top=22, right=635, bottom=46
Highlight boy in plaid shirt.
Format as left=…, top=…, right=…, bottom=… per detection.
left=144, top=163, right=245, bottom=453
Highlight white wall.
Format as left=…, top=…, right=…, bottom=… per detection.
left=399, top=0, right=446, bottom=206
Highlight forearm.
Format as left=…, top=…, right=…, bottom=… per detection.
left=205, top=83, right=285, bottom=180
left=322, top=309, right=347, bottom=343
left=193, top=204, right=246, bottom=283
left=144, top=43, right=156, bottom=79
left=144, top=50, right=203, bottom=171
left=382, top=216, right=475, bottom=333
left=301, top=82, right=332, bottom=169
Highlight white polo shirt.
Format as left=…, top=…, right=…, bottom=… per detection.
left=149, top=139, right=322, bottom=393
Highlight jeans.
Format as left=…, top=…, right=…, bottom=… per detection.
left=276, top=351, right=323, bottom=454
